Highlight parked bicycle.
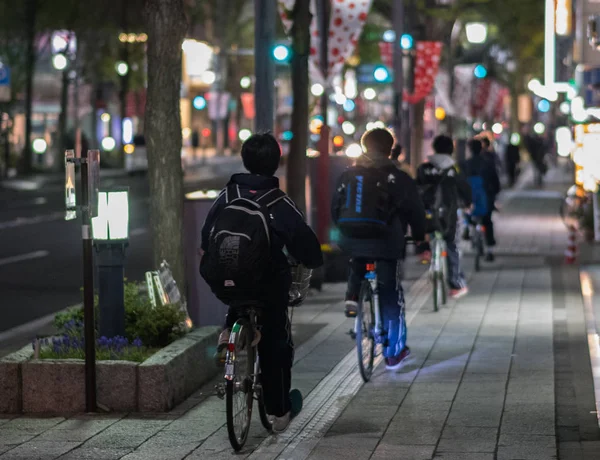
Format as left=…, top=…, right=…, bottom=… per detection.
left=215, top=264, right=312, bottom=451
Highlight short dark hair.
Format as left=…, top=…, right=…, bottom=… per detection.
left=361, top=128, right=394, bottom=157
left=241, top=132, right=281, bottom=176
left=480, top=137, right=491, bottom=148
left=432, top=135, right=454, bottom=155
left=468, top=138, right=482, bottom=156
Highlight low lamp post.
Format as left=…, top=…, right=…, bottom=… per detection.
left=91, top=188, right=130, bottom=338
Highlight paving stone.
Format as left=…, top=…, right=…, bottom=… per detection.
left=37, top=420, right=117, bottom=442
left=82, top=434, right=150, bottom=450
left=0, top=429, right=36, bottom=446
left=0, top=441, right=80, bottom=459
left=497, top=446, right=558, bottom=459
left=2, top=417, right=65, bottom=434
left=57, top=447, right=132, bottom=460
left=433, top=454, right=494, bottom=460
left=383, top=424, right=444, bottom=446
left=371, top=444, right=436, bottom=460
left=121, top=442, right=199, bottom=460
left=498, top=433, right=556, bottom=448
left=317, top=433, right=379, bottom=451
left=402, top=383, right=459, bottom=403
left=307, top=446, right=373, bottom=460
left=438, top=427, right=497, bottom=453
left=445, top=402, right=503, bottom=427
left=501, top=403, right=555, bottom=435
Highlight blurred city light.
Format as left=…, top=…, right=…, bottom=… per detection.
left=32, top=139, right=47, bottom=154
left=343, top=99, right=356, bottom=112
left=465, top=22, right=488, bottom=44
left=124, top=144, right=135, bottom=154
left=533, top=122, right=546, bottom=134
left=334, top=93, right=347, bottom=105
left=363, top=88, right=377, bottom=100
left=202, top=128, right=211, bottom=137
left=310, top=117, right=324, bottom=134
left=473, top=65, right=487, bottom=79
left=373, top=66, right=389, bottom=82
left=52, top=54, right=68, bottom=70
left=122, top=118, right=133, bottom=144
left=281, top=131, right=293, bottom=141
left=193, top=96, right=207, bottom=110
left=492, top=123, right=503, bottom=134
left=382, top=30, right=396, bottom=43
left=240, top=76, right=251, bottom=89
left=333, top=135, right=344, bottom=148
left=537, top=99, right=551, bottom=113
left=528, top=78, right=542, bottom=92
left=311, top=83, right=324, bottom=96
left=434, top=107, right=446, bottom=120
left=239, top=129, right=252, bottom=141
left=100, top=113, right=111, bottom=122
left=346, top=143, right=363, bottom=158
left=555, top=126, right=572, bottom=157
left=201, top=71, right=216, bottom=84
left=342, top=121, right=356, bottom=135
left=102, top=137, right=116, bottom=151
left=273, top=44, right=291, bottom=62
left=400, top=34, right=414, bottom=50
left=560, top=101, right=570, bottom=114
left=52, top=34, right=68, bottom=54
left=510, top=133, right=521, bottom=145
left=115, top=61, right=129, bottom=76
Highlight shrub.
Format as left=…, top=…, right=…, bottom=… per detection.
left=52, top=280, right=188, bottom=350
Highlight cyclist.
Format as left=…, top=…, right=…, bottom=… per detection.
left=415, top=134, right=472, bottom=299
left=480, top=136, right=502, bottom=177
left=200, top=132, right=323, bottom=432
left=463, top=138, right=501, bottom=262
left=331, top=128, right=426, bottom=370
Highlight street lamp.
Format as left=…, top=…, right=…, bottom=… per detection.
left=91, top=188, right=130, bottom=338
left=115, top=61, right=129, bottom=76
left=52, top=54, right=68, bottom=71
left=465, top=22, right=488, bottom=44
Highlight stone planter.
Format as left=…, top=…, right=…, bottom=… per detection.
left=0, top=326, right=220, bottom=414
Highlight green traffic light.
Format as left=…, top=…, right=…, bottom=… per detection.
left=273, top=45, right=290, bottom=62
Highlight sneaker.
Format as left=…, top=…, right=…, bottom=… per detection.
left=485, top=252, right=495, bottom=262
left=272, top=389, right=303, bottom=433
left=385, top=346, right=411, bottom=370
left=449, top=287, right=469, bottom=299
left=345, top=300, right=358, bottom=318
left=213, top=329, right=230, bottom=364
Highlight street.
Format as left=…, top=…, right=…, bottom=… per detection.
left=0, top=159, right=244, bottom=335
left=1, top=165, right=600, bottom=459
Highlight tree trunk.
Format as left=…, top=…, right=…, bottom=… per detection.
left=410, top=99, right=425, bottom=167
left=286, top=0, right=311, bottom=213
left=143, top=0, right=188, bottom=293
left=21, top=0, right=36, bottom=174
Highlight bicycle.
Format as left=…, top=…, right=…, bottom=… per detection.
left=468, top=215, right=486, bottom=272
left=215, top=264, right=312, bottom=451
left=429, top=230, right=448, bottom=312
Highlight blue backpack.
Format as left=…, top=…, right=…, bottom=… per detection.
left=467, top=176, right=489, bottom=217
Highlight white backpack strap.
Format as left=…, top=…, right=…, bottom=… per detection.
left=256, top=189, right=286, bottom=208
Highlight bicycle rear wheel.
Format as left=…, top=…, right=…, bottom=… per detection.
left=356, top=280, right=375, bottom=382
left=226, top=319, right=255, bottom=451
left=441, top=250, right=448, bottom=305
left=255, top=361, right=272, bottom=431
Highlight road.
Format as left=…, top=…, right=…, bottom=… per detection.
left=0, top=160, right=244, bottom=335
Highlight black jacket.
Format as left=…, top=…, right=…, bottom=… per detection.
left=416, top=154, right=472, bottom=238
left=463, top=154, right=501, bottom=210
left=331, top=155, right=426, bottom=260
left=201, top=174, right=323, bottom=277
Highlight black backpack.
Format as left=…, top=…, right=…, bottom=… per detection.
left=335, top=165, right=395, bottom=239
left=200, top=185, right=286, bottom=304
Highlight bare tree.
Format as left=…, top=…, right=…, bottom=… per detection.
left=143, top=0, right=188, bottom=291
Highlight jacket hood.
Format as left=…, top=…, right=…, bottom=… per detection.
left=428, top=154, right=455, bottom=170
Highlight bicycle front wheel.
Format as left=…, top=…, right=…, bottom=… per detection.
left=226, top=319, right=255, bottom=451
left=356, top=280, right=375, bottom=382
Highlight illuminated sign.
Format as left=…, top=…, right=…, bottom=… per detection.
left=555, top=0, right=572, bottom=36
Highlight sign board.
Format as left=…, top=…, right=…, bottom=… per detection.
left=145, top=261, right=192, bottom=328
left=64, top=150, right=77, bottom=221
left=0, top=65, right=10, bottom=103
left=207, top=92, right=230, bottom=121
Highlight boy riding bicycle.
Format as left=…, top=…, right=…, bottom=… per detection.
left=416, top=134, right=472, bottom=299
left=331, top=128, right=426, bottom=370
left=200, top=133, right=323, bottom=433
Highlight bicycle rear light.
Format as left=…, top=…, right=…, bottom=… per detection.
left=366, top=263, right=375, bottom=271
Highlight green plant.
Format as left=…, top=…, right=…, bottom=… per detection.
left=54, top=280, right=188, bottom=349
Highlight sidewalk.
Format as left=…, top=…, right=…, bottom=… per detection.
left=2, top=164, right=600, bottom=460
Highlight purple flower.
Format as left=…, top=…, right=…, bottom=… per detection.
left=133, top=338, right=143, bottom=348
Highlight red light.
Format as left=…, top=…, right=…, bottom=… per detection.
left=337, top=116, right=344, bottom=124
left=202, top=128, right=211, bottom=138
left=227, top=342, right=235, bottom=352
left=366, top=263, right=375, bottom=271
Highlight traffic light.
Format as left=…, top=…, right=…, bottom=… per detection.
left=474, top=64, right=487, bottom=79
left=273, top=44, right=291, bottom=63
left=400, top=33, right=414, bottom=50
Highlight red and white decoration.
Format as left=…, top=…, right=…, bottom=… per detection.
left=278, top=0, right=372, bottom=85
left=378, top=41, right=443, bottom=104
left=453, top=65, right=475, bottom=119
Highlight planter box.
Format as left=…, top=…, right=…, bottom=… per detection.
left=0, top=326, right=220, bottom=414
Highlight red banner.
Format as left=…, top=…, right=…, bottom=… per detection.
left=404, top=41, right=443, bottom=105
left=240, top=93, right=255, bottom=120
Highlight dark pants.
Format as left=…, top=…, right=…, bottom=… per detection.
left=482, top=212, right=496, bottom=247
left=224, top=289, right=293, bottom=417
left=346, top=258, right=407, bottom=358
left=506, top=163, right=518, bottom=187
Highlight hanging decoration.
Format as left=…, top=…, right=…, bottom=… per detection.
left=403, top=41, right=443, bottom=105
left=278, top=0, right=372, bottom=86
left=453, top=64, right=475, bottom=119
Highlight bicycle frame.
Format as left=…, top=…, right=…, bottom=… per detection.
left=364, top=263, right=383, bottom=339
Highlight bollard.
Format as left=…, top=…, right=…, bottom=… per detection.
left=565, top=225, right=578, bottom=264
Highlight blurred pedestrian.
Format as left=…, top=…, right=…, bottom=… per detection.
left=505, top=141, right=521, bottom=188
